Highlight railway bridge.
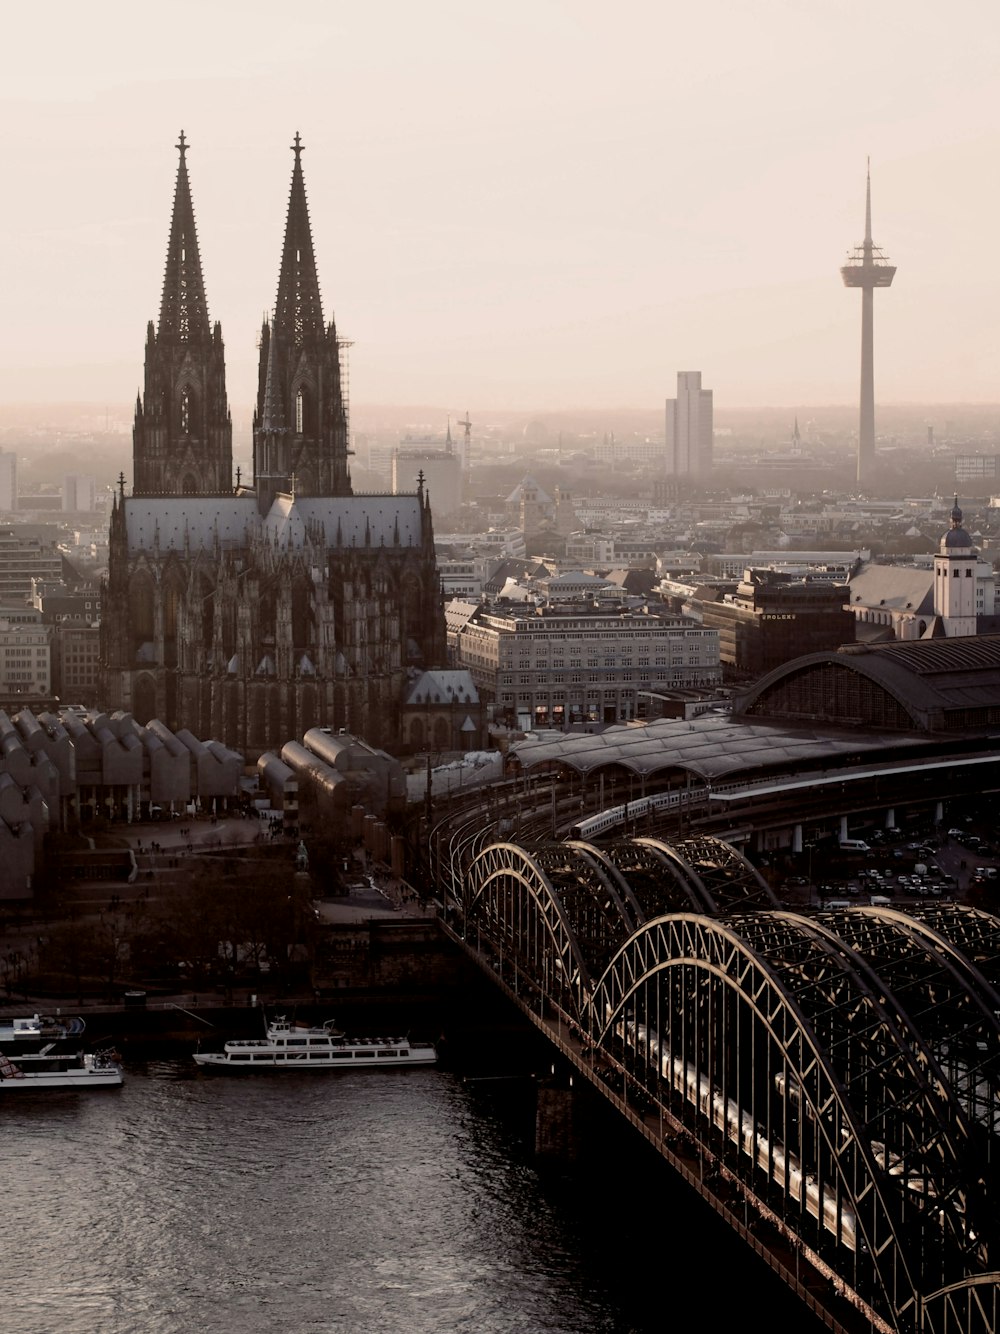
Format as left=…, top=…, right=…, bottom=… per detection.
left=430, top=814, right=1000, bottom=1334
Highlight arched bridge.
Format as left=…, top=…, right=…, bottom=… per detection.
left=433, top=828, right=1000, bottom=1334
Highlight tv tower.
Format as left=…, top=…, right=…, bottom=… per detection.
left=841, top=162, right=896, bottom=485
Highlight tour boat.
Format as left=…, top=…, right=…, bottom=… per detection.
left=0, top=1013, right=85, bottom=1047
left=0, top=1048, right=124, bottom=1090
left=193, top=1015, right=437, bottom=1071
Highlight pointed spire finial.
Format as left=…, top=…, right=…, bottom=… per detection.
left=118, top=472, right=126, bottom=497
left=273, top=133, right=324, bottom=346
left=159, top=133, right=210, bottom=342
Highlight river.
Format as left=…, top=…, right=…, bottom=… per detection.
left=3, top=1058, right=823, bottom=1333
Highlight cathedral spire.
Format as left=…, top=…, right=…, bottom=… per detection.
left=253, top=133, right=351, bottom=498
left=261, top=322, right=286, bottom=434
left=133, top=134, right=232, bottom=496
left=273, top=132, right=324, bottom=346
left=158, top=131, right=211, bottom=343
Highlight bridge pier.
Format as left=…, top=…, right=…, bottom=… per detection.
left=535, top=1072, right=580, bottom=1162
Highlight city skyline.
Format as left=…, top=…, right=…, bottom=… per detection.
left=4, top=0, right=1000, bottom=413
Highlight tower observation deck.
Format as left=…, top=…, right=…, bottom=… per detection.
left=841, top=163, right=896, bottom=485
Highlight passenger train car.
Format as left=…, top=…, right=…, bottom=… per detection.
left=569, top=789, right=705, bottom=839
left=621, top=1020, right=860, bottom=1252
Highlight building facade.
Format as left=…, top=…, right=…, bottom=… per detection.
left=0, top=530, right=63, bottom=601
left=101, top=135, right=445, bottom=757
left=954, top=455, right=999, bottom=486
left=392, top=438, right=462, bottom=518
left=697, top=570, right=855, bottom=675
left=454, top=604, right=720, bottom=728
left=0, top=619, right=50, bottom=697
left=63, top=475, right=97, bottom=512
left=0, top=453, right=17, bottom=512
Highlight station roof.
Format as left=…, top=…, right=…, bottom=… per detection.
left=745, top=634, right=1000, bottom=728
left=511, top=715, right=930, bottom=782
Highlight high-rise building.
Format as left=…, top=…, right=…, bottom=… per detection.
left=63, top=474, right=96, bottom=512
left=665, top=372, right=713, bottom=478
left=0, top=452, right=17, bottom=512
left=392, top=427, right=462, bottom=518
left=101, top=134, right=445, bottom=756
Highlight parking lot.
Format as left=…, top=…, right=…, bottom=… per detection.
left=774, top=814, right=999, bottom=911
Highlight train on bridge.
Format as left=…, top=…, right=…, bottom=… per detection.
left=429, top=810, right=1000, bottom=1334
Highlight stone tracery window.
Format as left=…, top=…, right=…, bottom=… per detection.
left=180, top=384, right=193, bottom=434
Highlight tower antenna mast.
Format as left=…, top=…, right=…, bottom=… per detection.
left=841, top=159, right=896, bottom=486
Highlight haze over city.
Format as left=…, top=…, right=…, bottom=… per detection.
left=4, top=0, right=1000, bottom=414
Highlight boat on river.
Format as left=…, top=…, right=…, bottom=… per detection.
left=0, top=1048, right=124, bottom=1090
left=0, top=1013, right=86, bottom=1048
left=193, top=1015, right=437, bottom=1071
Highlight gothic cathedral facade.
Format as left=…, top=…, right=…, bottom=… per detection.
left=101, top=135, right=445, bottom=756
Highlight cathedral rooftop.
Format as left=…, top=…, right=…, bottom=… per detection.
left=123, top=493, right=427, bottom=554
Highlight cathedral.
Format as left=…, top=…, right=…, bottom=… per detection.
left=101, top=134, right=445, bottom=757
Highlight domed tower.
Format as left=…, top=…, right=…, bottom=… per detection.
left=933, top=497, right=978, bottom=637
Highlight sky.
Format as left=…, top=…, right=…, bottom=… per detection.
left=3, top=0, right=1000, bottom=416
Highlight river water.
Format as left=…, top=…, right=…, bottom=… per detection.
left=3, top=1059, right=823, bottom=1334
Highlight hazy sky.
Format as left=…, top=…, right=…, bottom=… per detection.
left=3, top=0, right=1000, bottom=415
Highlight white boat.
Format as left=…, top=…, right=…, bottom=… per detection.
left=193, top=1016, right=437, bottom=1071
left=0, top=1013, right=85, bottom=1047
left=0, top=1048, right=124, bottom=1090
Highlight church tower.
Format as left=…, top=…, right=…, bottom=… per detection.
left=132, top=133, right=233, bottom=496
left=934, top=497, right=978, bottom=637
left=253, top=133, right=351, bottom=509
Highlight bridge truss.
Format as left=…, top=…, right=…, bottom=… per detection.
left=443, top=832, right=1000, bottom=1334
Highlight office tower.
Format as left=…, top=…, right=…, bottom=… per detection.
left=665, top=372, right=713, bottom=478
left=63, top=474, right=96, bottom=511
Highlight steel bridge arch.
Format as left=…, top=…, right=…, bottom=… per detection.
left=588, top=911, right=999, bottom=1334
left=600, top=839, right=706, bottom=917
left=633, top=833, right=779, bottom=914
left=816, top=906, right=1000, bottom=1143
left=465, top=841, right=633, bottom=1021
